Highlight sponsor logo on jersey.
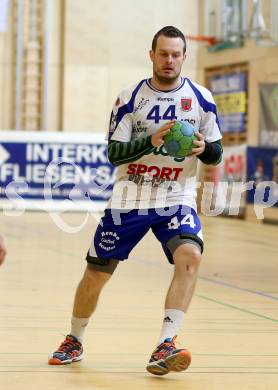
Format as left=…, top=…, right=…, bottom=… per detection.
left=108, top=111, right=118, bottom=139
left=181, top=97, right=192, bottom=111
left=127, top=163, right=183, bottom=181
left=145, top=145, right=186, bottom=162
left=157, top=97, right=174, bottom=102
left=128, top=174, right=170, bottom=187
left=133, top=126, right=148, bottom=134
left=180, top=118, right=196, bottom=125
left=134, top=97, right=149, bottom=113
left=133, top=121, right=148, bottom=134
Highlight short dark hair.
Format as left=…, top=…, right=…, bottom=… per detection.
left=152, top=26, right=186, bottom=54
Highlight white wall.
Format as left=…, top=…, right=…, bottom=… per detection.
left=0, top=1, right=14, bottom=130
left=62, top=0, right=199, bottom=133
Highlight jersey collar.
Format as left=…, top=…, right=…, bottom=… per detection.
left=146, top=77, right=185, bottom=93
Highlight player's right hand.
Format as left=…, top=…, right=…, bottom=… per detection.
left=151, top=121, right=176, bottom=148
left=0, top=235, right=7, bottom=266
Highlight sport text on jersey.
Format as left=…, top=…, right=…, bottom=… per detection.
left=127, top=163, right=183, bottom=187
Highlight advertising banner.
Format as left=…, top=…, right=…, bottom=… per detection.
left=209, top=72, right=247, bottom=133
left=0, top=131, right=115, bottom=211
left=203, top=144, right=247, bottom=216
left=246, top=146, right=278, bottom=207
left=259, top=84, right=278, bottom=147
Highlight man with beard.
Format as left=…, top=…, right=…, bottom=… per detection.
left=49, top=26, right=222, bottom=376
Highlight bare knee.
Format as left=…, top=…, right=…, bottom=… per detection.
left=173, top=244, right=202, bottom=275
left=83, top=264, right=112, bottom=288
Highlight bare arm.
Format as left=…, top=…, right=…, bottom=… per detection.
left=0, top=235, right=7, bottom=266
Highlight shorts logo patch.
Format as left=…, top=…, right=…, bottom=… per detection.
left=99, top=231, right=120, bottom=251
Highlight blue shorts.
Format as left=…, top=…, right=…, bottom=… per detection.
left=87, top=205, right=203, bottom=264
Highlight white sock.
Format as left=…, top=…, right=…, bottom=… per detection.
left=70, top=316, right=89, bottom=343
left=157, top=309, right=185, bottom=345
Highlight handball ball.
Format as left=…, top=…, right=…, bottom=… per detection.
left=164, top=121, right=197, bottom=158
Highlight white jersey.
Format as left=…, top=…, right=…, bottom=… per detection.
left=108, top=77, right=222, bottom=210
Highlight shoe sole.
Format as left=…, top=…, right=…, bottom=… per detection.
left=48, top=353, right=84, bottom=365
left=165, top=350, right=191, bottom=372
left=146, top=350, right=191, bottom=376
left=146, top=360, right=169, bottom=376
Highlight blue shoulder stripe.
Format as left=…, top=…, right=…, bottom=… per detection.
left=115, top=79, right=146, bottom=129
left=186, top=78, right=220, bottom=129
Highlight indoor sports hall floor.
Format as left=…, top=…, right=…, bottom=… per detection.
left=0, top=211, right=277, bottom=390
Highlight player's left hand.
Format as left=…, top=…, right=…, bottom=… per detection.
left=190, top=132, right=205, bottom=156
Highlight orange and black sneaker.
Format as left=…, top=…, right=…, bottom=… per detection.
left=146, top=336, right=191, bottom=376
left=48, top=335, right=83, bottom=365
